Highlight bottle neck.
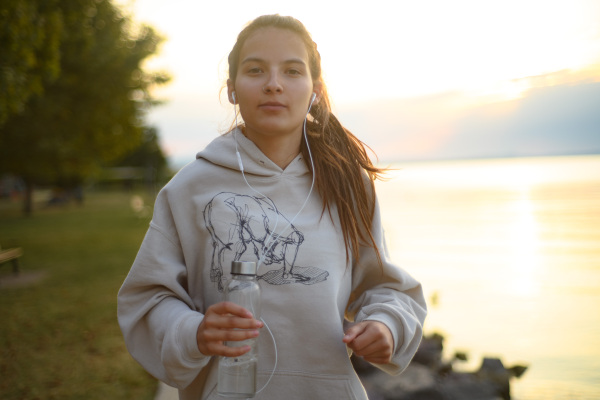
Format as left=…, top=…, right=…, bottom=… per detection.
left=231, top=273, right=257, bottom=281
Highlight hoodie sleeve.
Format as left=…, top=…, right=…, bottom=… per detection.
left=345, top=196, right=427, bottom=375
left=117, top=189, right=210, bottom=389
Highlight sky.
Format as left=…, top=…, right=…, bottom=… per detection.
left=117, top=0, right=600, bottom=167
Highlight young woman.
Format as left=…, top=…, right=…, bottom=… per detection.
left=118, top=14, right=427, bottom=400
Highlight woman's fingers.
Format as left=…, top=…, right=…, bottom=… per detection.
left=201, top=340, right=253, bottom=358
left=203, top=302, right=262, bottom=328
left=343, top=321, right=394, bottom=364
left=211, top=301, right=254, bottom=319
left=212, top=344, right=253, bottom=358
left=202, top=324, right=260, bottom=342
left=356, top=340, right=393, bottom=363
left=197, top=301, right=263, bottom=356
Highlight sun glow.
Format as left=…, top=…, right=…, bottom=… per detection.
left=115, top=0, right=600, bottom=164
left=120, top=0, right=600, bottom=103
left=507, top=189, right=542, bottom=297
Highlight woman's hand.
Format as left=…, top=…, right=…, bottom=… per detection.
left=342, top=321, right=394, bottom=364
left=196, top=301, right=263, bottom=357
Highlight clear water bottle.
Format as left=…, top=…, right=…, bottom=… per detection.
left=217, top=261, right=261, bottom=398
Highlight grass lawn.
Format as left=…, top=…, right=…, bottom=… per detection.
left=0, top=189, right=158, bottom=399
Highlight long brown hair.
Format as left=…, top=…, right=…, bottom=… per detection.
left=228, top=14, right=385, bottom=265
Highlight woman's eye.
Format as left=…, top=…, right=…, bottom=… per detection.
left=247, top=67, right=262, bottom=74
left=287, top=69, right=301, bottom=75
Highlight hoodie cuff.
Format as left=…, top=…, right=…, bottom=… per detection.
left=357, top=311, right=403, bottom=355
left=179, top=313, right=210, bottom=363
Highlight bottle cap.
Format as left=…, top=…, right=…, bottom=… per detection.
left=231, top=261, right=257, bottom=276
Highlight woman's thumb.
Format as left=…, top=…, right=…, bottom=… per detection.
left=342, top=322, right=366, bottom=343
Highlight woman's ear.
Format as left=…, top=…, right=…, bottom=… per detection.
left=227, top=79, right=235, bottom=104
left=312, top=82, right=323, bottom=104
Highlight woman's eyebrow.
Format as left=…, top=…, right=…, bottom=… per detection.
left=240, top=57, right=264, bottom=65
left=282, top=58, right=307, bottom=66
left=240, top=57, right=307, bottom=66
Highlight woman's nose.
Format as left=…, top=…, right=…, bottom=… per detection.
left=263, top=73, right=283, bottom=94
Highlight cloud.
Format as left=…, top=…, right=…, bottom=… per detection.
left=157, top=65, right=600, bottom=168
left=337, top=66, right=600, bottom=162
left=441, top=80, right=600, bottom=159
left=513, top=65, right=600, bottom=89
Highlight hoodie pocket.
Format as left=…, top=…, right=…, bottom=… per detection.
left=205, top=370, right=365, bottom=400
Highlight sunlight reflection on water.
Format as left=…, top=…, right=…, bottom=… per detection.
left=376, top=155, right=600, bottom=400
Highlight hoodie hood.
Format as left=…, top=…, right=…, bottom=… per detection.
left=196, top=128, right=309, bottom=178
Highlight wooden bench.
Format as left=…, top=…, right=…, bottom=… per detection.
left=0, top=246, right=22, bottom=275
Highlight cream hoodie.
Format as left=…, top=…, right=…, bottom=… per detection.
left=117, top=129, right=427, bottom=399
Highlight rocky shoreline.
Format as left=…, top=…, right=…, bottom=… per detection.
left=353, top=333, right=528, bottom=400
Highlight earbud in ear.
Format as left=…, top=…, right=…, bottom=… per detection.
left=307, top=92, right=318, bottom=113
left=232, top=92, right=237, bottom=104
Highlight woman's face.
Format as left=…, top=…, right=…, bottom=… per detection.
left=228, top=27, right=316, bottom=142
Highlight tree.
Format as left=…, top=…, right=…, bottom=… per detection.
left=0, top=0, right=169, bottom=215
left=109, top=126, right=170, bottom=189
left=0, top=0, right=63, bottom=126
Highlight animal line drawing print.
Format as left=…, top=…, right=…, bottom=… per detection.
left=203, top=192, right=329, bottom=292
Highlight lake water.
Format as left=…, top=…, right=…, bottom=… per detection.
left=375, top=155, right=600, bottom=400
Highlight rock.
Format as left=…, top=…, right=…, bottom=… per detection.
left=476, top=358, right=510, bottom=400
left=439, top=371, right=503, bottom=400
left=355, top=333, right=528, bottom=400
left=508, top=365, right=528, bottom=378
left=412, top=332, right=444, bottom=369
left=453, top=351, right=468, bottom=362
left=361, top=364, right=441, bottom=400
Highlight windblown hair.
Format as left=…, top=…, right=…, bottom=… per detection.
left=228, top=14, right=386, bottom=265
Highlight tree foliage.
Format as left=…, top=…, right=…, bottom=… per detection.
left=110, top=126, right=170, bottom=187
left=0, top=0, right=169, bottom=213
left=0, top=0, right=63, bottom=125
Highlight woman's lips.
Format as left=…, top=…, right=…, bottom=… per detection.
left=259, top=102, right=286, bottom=111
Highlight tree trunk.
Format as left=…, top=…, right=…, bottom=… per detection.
left=23, top=181, right=34, bottom=216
